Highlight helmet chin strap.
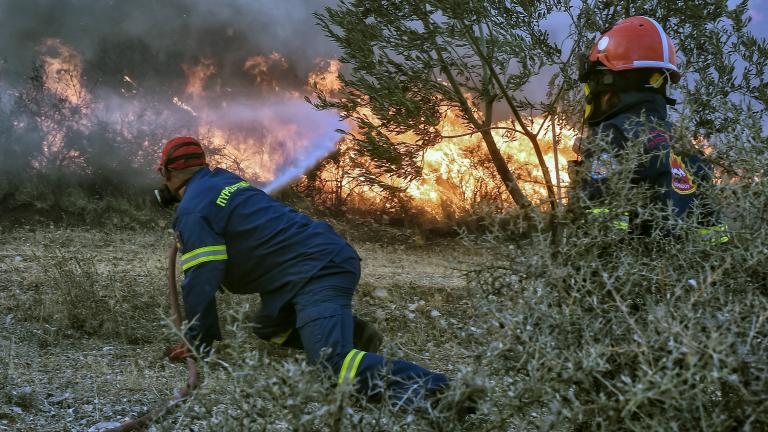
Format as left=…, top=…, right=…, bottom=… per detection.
left=645, top=70, right=677, bottom=106
left=646, top=70, right=667, bottom=89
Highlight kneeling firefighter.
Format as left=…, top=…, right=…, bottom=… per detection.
left=156, top=136, right=448, bottom=405
left=570, top=16, right=728, bottom=242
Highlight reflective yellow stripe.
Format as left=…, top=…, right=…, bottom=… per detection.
left=588, top=208, right=629, bottom=231
left=338, top=349, right=357, bottom=384
left=270, top=328, right=293, bottom=345
left=182, top=245, right=227, bottom=261
left=182, top=254, right=228, bottom=271
left=338, top=349, right=366, bottom=385
left=349, top=349, right=365, bottom=379
left=612, top=221, right=629, bottom=230
left=699, top=224, right=730, bottom=244
left=181, top=245, right=228, bottom=271
left=698, top=224, right=728, bottom=235
left=584, top=84, right=593, bottom=119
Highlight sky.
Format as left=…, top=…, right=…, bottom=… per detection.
left=745, top=0, right=768, bottom=35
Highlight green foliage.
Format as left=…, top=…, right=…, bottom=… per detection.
left=466, top=121, right=768, bottom=430
left=313, top=0, right=576, bottom=208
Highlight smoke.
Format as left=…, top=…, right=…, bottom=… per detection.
left=0, top=0, right=347, bottom=190
left=0, top=0, right=340, bottom=89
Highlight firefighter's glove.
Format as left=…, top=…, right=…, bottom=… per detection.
left=164, top=341, right=193, bottom=363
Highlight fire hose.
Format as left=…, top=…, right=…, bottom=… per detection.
left=106, top=242, right=199, bottom=431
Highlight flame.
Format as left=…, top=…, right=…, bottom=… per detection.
left=29, top=38, right=575, bottom=216
left=182, top=58, right=216, bottom=99
left=243, top=52, right=290, bottom=92
left=308, top=59, right=343, bottom=94
left=310, top=103, right=576, bottom=217
left=180, top=58, right=347, bottom=190
left=28, top=37, right=576, bottom=216
left=403, top=115, right=576, bottom=213
left=38, top=38, right=88, bottom=105
left=35, top=38, right=90, bottom=168
left=230, top=55, right=578, bottom=215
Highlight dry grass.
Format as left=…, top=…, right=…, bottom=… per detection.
left=0, top=223, right=485, bottom=431
left=3, top=128, right=767, bottom=431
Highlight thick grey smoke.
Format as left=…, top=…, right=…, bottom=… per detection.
left=1, top=0, right=764, bottom=190
left=0, top=0, right=347, bottom=191
left=0, top=0, right=340, bottom=90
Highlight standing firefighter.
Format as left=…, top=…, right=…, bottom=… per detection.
left=155, top=136, right=450, bottom=406
left=571, top=16, right=728, bottom=242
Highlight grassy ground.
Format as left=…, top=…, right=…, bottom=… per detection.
left=0, top=223, right=483, bottom=431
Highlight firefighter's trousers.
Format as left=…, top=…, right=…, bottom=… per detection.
left=289, top=244, right=449, bottom=403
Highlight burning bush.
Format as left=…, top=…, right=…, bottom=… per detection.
left=0, top=33, right=578, bottom=228
left=0, top=62, right=186, bottom=223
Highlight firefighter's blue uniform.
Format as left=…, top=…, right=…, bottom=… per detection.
left=578, top=92, right=727, bottom=241
left=174, top=166, right=448, bottom=400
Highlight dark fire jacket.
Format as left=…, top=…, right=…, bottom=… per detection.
left=173, top=167, right=353, bottom=348
left=576, top=92, right=724, bottom=238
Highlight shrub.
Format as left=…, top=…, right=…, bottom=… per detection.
left=7, top=233, right=168, bottom=344
left=154, top=306, right=486, bottom=432
left=464, top=126, right=768, bottom=430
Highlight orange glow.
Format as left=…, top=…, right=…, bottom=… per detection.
left=243, top=52, right=290, bottom=93
left=182, top=58, right=216, bottom=100
left=36, top=38, right=90, bottom=168
left=200, top=121, right=309, bottom=185
left=31, top=38, right=577, bottom=216
left=383, top=114, right=575, bottom=214
left=38, top=38, right=88, bottom=105
left=201, top=55, right=576, bottom=215
left=308, top=59, right=343, bottom=94
left=310, top=105, right=577, bottom=217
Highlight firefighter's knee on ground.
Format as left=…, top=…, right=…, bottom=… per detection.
left=296, top=303, right=353, bottom=363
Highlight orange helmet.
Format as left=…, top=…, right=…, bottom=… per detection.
left=587, top=16, right=680, bottom=84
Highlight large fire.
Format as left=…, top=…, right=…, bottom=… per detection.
left=407, top=112, right=576, bottom=212
left=182, top=58, right=216, bottom=101
left=34, top=40, right=575, bottom=217
left=304, top=61, right=577, bottom=216
left=36, top=38, right=90, bottom=168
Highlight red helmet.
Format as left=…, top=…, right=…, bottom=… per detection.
left=588, top=16, right=680, bottom=83
left=158, top=136, right=206, bottom=171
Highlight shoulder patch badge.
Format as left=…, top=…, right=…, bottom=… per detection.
left=670, top=153, right=697, bottom=195
left=590, top=153, right=616, bottom=180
